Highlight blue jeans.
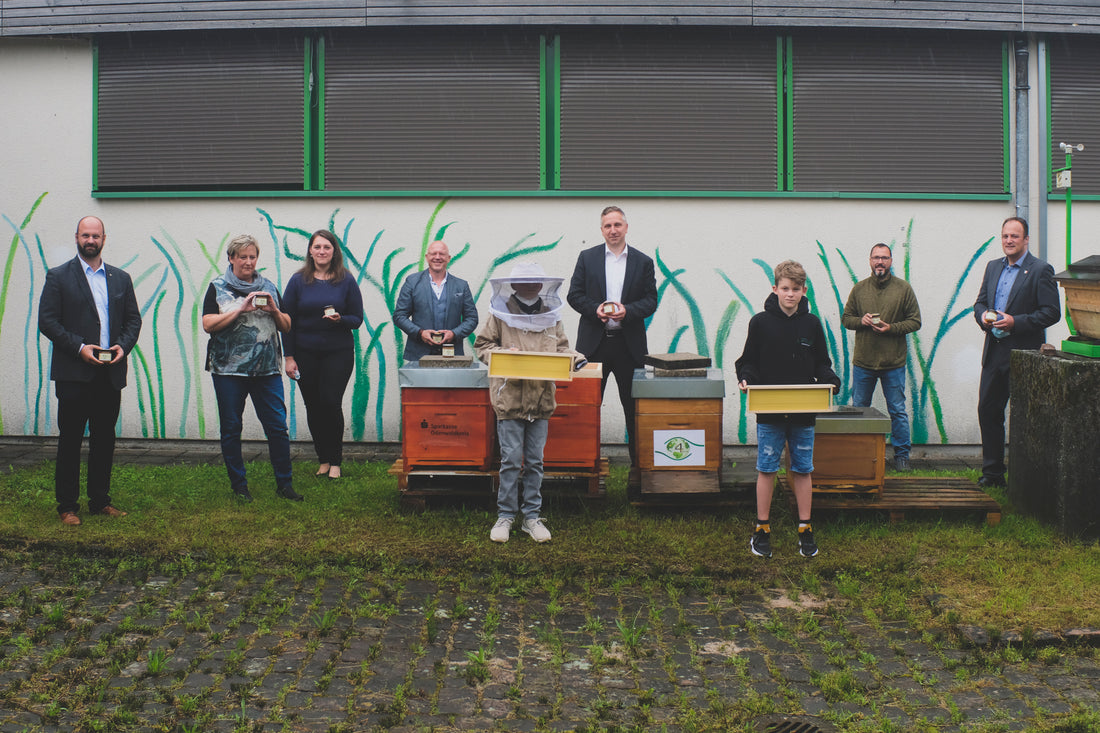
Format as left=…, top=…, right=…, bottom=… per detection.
left=212, top=373, right=293, bottom=491
left=496, top=418, right=548, bottom=520
left=756, top=422, right=815, bottom=474
left=851, top=365, right=911, bottom=459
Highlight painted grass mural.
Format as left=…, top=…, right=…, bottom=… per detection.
left=110, top=201, right=568, bottom=442
left=2, top=196, right=991, bottom=444
left=659, top=219, right=992, bottom=445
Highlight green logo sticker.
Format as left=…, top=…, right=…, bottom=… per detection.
left=656, top=436, right=704, bottom=462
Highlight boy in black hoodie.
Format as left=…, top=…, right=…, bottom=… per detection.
left=735, top=260, right=840, bottom=558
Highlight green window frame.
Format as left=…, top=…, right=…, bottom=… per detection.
left=92, top=27, right=1011, bottom=200
left=1047, top=36, right=1100, bottom=198
left=555, top=28, right=780, bottom=193
left=321, top=28, right=544, bottom=193
left=94, top=30, right=309, bottom=194
left=787, top=30, right=1009, bottom=197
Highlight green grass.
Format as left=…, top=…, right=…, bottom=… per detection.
left=2, top=460, right=1100, bottom=638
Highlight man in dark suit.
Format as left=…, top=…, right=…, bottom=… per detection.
left=973, top=216, right=1060, bottom=488
left=393, top=240, right=478, bottom=362
left=567, top=206, right=659, bottom=464
left=38, top=216, right=142, bottom=525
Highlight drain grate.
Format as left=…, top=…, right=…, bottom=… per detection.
left=760, top=718, right=830, bottom=733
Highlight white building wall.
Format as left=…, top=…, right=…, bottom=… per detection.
left=2, top=38, right=1083, bottom=448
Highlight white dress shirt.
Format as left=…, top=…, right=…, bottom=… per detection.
left=83, top=260, right=110, bottom=348
left=604, top=244, right=629, bottom=330
left=430, top=273, right=448, bottom=299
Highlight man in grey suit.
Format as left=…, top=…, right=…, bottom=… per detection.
left=393, top=240, right=478, bottom=362
left=38, top=216, right=142, bottom=525
left=973, top=216, right=1060, bottom=488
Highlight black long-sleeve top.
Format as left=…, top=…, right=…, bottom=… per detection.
left=735, top=293, right=841, bottom=426
left=282, top=273, right=364, bottom=356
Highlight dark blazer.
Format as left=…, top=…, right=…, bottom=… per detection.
left=38, top=256, right=142, bottom=390
left=392, top=269, right=478, bottom=362
left=973, top=250, right=1060, bottom=368
left=567, top=244, right=658, bottom=365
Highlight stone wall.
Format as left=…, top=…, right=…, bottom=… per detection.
left=1009, top=349, right=1100, bottom=538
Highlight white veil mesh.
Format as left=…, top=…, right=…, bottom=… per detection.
left=487, top=262, right=565, bottom=330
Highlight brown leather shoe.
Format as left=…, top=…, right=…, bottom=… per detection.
left=95, top=505, right=128, bottom=518
left=59, top=512, right=81, bottom=526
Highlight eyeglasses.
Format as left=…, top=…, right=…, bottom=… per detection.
left=870, top=256, right=892, bottom=261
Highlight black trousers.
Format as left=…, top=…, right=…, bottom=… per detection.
left=977, top=348, right=1011, bottom=481
left=589, top=332, right=641, bottom=465
left=55, top=372, right=121, bottom=514
left=294, top=347, right=354, bottom=466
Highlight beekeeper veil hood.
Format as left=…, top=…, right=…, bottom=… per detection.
left=488, top=262, right=565, bottom=330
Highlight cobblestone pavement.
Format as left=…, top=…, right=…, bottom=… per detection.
left=1, top=553, right=1098, bottom=732
left=3, top=438, right=1088, bottom=732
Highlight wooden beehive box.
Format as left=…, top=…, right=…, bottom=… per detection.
left=1055, top=255, right=1100, bottom=340
left=545, top=362, right=603, bottom=470
left=808, top=406, right=890, bottom=495
left=400, top=388, right=495, bottom=470
left=398, top=364, right=494, bottom=470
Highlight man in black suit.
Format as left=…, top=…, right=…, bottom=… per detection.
left=567, top=206, right=658, bottom=464
left=38, top=216, right=142, bottom=525
left=393, top=240, right=478, bottom=362
left=973, top=216, right=1060, bottom=488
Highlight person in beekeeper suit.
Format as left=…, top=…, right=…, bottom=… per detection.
left=474, top=262, right=582, bottom=544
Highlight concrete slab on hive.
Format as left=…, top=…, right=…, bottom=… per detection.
left=653, top=367, right=708, bottom=377
left=644, top=352, right=712, bottom=370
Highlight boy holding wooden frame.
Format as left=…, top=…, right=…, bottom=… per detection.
left=735, top=260, right=840, bottom=558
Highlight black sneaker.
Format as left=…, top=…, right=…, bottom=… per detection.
left=798, top=526, right=819, bottom=558
left=750, top=528, right=772, bottom=558
left=276, top=486, right=304, bottom=502
left=894, top=456, right=911, bottom=472
left=232, top=487, right=253, bottom=503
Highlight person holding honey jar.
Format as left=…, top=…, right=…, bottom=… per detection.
left=282, top=230, right=364, bottom=480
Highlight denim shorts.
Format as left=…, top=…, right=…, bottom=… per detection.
left=756, top=422, right=815, bottom=474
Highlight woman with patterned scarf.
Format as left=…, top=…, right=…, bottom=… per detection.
left=202, top=234, right=302, bottom=504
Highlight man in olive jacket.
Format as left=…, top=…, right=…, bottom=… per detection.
left=841, top=243, right=922, bottom=471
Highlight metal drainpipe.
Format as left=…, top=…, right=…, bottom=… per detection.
left=1036, top=38, right=1049, bottom=263
left=1015, top=36, right=1030, bottom=230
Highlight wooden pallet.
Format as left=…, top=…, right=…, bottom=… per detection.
left=781, top=475, right=1002, bottom=525
left=627, top=463, right=757, bottom=507
left=543, top=457, right=609, bottom=502
left=390, top=458, right=609, bottom=510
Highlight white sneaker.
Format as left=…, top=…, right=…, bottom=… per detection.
left=490, top=517, right=513, bottom=543
left=521, top=517, right=551, bottom=543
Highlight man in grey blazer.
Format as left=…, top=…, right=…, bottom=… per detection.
left=38, top=216, right=142, bottom=525
left=393, top=240, right=478, bottom=362
left=973, top=216, right=1060, bottom=488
